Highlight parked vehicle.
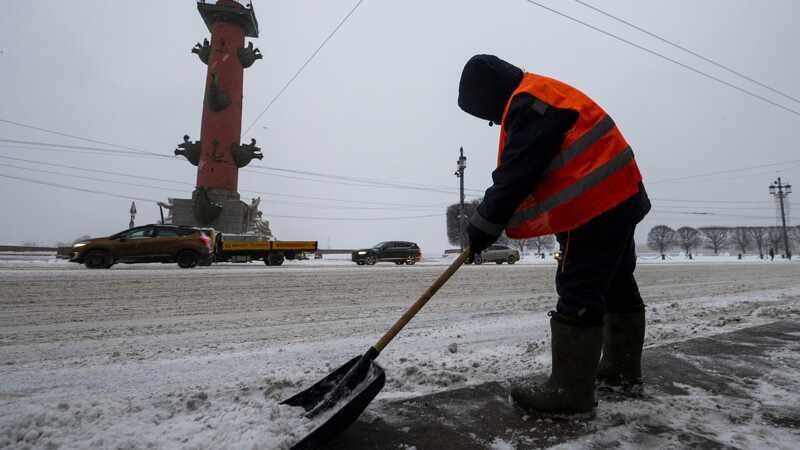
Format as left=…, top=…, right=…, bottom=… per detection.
left=471, top=244, right=520, bottom=265
left=352, top=241, right=421, bottom=265
left=69, top=224, right=214, bottom=269
left=214, top=235, right=318, bottom=266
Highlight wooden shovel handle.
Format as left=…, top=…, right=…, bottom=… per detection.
left=373, top=249, right=470, bottom=353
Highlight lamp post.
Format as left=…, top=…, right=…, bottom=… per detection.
left=129, top=201, right=137, bottom=229
left=769, top=178, right=792, bottom=259
left=455, top=147, right=467, bottom=251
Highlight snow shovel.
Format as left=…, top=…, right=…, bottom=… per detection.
left=282, top=249, right=470, bottom=449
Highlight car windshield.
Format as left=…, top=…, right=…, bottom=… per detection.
left=372, top=242, right=388, bottom=249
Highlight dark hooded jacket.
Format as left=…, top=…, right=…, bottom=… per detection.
left=457, top=55, right=649, bottom=236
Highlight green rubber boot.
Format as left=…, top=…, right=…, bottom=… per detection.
left=596, top=311, right=645, bottom=394
left=511, top=317, right=603, bottom=417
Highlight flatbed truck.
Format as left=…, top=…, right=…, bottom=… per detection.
left=214, top=235, right=318, bottom=266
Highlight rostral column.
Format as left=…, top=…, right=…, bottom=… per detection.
left=171, top=0, right=265, bottom=233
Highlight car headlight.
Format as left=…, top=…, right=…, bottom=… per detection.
left=73, top=242, right=87, bottom=248
left=358, top=251, right=367, bottom=255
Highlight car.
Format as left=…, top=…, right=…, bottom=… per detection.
left=352, top=241, right=421, bottom=266
left=471, top=244, right=520, bottom=265
left=69, top=224, right=214, bottom=269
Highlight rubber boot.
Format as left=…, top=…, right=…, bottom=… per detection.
left=596, top=311, right=645, bottom=394
left=511, top=317, right=603, bottom=416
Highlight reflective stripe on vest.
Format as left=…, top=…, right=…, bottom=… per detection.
left=543, top=115, right=615, bottom=176
left=508, top=146, right=634, bottom=228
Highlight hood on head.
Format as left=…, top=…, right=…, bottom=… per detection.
left=458, top=55, right=524, bottom=124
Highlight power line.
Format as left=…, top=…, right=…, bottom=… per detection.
left=0, top=138, right=171, bottom=159
left=648, top=159, right=800, bottom=184
left=0, top=155, right=188, bottom=186
left=0, top=155, right=448, bottom=209
left=4, top=161, right=442, bottom=211
left=247, top=164, right=484, bottom=194
left=572, top=0, right=800, bottom=106
left=266, top=213, right=442, bottom=221
left=652, top=208, right=779, bottom=220
left=0, top=162, right=185, bottom=193
left=244, top=166, right=450, bottom=192
left=652, top=197, right=773, bottom=204
left=13, top=158, right=781, bottom=218
left=0, top=118, right=159, bottom=155
left=6, top=139, right=794, bottom=209
left=13, top=132, right=785, bottom=193
left=0, top=172, right=159, bottom=203
left=243, top=0, right=367, bottom=134
left=0, top=142, right=164, bottom=160
left=0, top=171, right=442, bottom=221
left=522, top=1, right=800, bottom=118
left=652, top=203, right=775, bottom=212
left=1, top=139, right=483, bottom=195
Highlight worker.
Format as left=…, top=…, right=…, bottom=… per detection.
left=458, top=55, right=651, bottom=416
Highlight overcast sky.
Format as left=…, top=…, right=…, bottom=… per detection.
left=1, top=0, right=798, bottom=252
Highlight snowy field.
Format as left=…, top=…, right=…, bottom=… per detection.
left=1, top=254, right=799, bottom=449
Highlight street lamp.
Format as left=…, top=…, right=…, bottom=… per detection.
left=455, top=147, right=467, bottom=251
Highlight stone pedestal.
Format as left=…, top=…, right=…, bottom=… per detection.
left=167, top=189, right=252, bottom=234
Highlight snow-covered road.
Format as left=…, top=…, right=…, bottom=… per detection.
left=1, top=258, right=799, bottom=449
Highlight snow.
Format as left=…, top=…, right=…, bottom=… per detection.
left=0, top=392, right=312, bottom=450
left=1, top=256, right=799, bottom=449
left=489, top=437, right=516, bottom=450
left=554, top=365, right=800, bottom=450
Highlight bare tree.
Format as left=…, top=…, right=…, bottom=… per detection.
left=647, top=225, right=676, bottom=260
left=676, top=226, right=701, bottom=259
left=529, top=235, right=555, bottom=258
left=746, top=226, right=768, bottom=259
left=787, top=226, right=800, bottom=256
left=699, top=227, right=730, bottom=255
left=766, top=226, right=783, bottom=256
left=510, top=238, right=530, bottom=255
left=446, top=199, right=481, bottom=247
left=731, top=227, right=751, bottom=257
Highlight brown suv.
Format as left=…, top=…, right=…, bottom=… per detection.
left=69, top=224, right=214, bottom=269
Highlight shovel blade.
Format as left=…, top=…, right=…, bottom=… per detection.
left=282, top=356, right=386, bottom=449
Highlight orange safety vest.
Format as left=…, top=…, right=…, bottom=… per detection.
left=498, top=73, right=642, bottom=239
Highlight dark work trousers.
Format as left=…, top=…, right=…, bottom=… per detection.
left=554, top=201, right=646, bottom=326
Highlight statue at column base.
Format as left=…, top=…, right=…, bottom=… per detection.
left=192, top=187, right=223, bottom=225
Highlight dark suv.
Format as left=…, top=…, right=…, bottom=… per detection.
left=69, top=224, right=214, bottom=269
left=352, top=241, right=421, bottom=265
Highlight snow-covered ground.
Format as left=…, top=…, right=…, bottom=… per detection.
left=0, top=255, right=798, bottom=449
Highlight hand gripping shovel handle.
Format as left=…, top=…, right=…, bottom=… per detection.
left=304, top=249, right=470, bottom=419
left=374, top=248, right=470, bottom=353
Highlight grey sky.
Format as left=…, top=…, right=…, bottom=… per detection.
left=1, top=0, right=798, bottom=252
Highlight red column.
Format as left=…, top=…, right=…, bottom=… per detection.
left=197, top=14, right=245, bottom=192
